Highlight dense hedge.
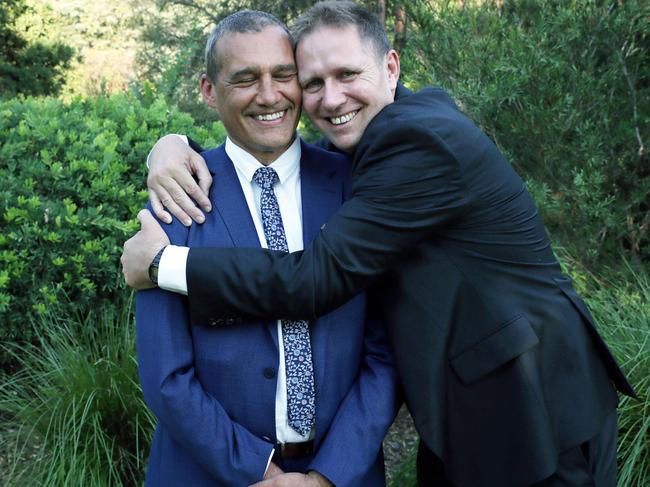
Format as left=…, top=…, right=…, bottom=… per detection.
left=401, top=0, right=649, bottom=264
left=0, top=93, right=226, bottom=361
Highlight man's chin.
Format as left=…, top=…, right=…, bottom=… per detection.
left=326, top=133, right=357, bottom=153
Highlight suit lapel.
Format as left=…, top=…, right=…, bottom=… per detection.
left=208, top=147, right=260, bottom=249
left=206, top=146, right=279, bottom=347
left=300, top=143, right=341, bottom=245
left=299, top=141, right=343, bottom=396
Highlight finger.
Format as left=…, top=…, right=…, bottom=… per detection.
left=136, top=208, right=155, bottom=227
left=177, top=175, right=209, bottom=223
left=149, top=189, right=172, bottom=224
left=191, top=153, right=213, bottom=211
left=161, top=174, right=205, bottom=224
left=138, top=210, right=170, bottom=246
left=155, top=184, right=193, bottom=226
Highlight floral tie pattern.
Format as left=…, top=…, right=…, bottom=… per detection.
left=253, top=166, right=315, bottom=436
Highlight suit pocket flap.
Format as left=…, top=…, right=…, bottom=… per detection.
left=450, top=314, right=539, bottom=384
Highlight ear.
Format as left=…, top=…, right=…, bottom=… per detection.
left=200, top=74, right=218, bottom=108
left=385, top=49, right=400, bottom=94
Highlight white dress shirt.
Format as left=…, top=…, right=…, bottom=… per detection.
left=158, top=136, right=312, bottom=447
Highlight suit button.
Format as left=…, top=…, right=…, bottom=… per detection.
left=226, top=318, right=236, bottom=325
left=263, top=367, right=276, bottom=379
left=209, top=318, right=226, bottom=326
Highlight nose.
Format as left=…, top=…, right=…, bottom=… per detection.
left=321, top=80, right=346, bottom=112
left=257, top=75, right=282, bottom=106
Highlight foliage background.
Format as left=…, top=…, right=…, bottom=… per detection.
left=0, top=0, right=73, bottom=97
left=401, top=0, right=649, bottom=265
left=15, top=0, right=140, bottom=97
left=0, top=0, right=648, bottom=485
left=0, top=93, right=225, bottom=359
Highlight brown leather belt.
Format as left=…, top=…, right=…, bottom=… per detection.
left=275, top=440, right=314, bottom=459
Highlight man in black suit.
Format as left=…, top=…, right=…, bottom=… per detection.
left=122, top=2, right=633, bottom=485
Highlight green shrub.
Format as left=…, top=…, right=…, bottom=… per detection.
left=0, top=298, right=153, bottom=486
left=0, top=93, right=226, bottom=364
left=401, top=0, right=649, bottom=264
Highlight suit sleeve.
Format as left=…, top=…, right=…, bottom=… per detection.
left=136, top=206, right=273, bottom=485
left=308, top=307, right=401, bottom=485
left=187, top=122, right=471, bottom=323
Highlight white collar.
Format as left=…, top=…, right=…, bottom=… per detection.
left=225, top=136, right=301, bottom=184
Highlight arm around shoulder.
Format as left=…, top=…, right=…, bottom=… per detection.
left=184, top=121, right=471, bottom=324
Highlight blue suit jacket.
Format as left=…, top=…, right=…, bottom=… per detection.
left=136, top=140, right=399, bottom=486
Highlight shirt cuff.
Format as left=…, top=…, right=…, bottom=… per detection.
left=145, top=134, right=189, bottom=168
left=158, top=245, right=189, bottom=295
left=264, top=448, right=276, bottom=477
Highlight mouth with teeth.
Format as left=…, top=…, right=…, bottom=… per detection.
left=253, top=110, right=287, bottom=122
left=329, top=110, right=358, bottom=126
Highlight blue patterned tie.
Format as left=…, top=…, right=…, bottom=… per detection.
left=253, top=166, right=315, bottom=436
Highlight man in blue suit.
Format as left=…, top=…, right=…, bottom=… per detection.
left=135, top=10, right=399, bottom=487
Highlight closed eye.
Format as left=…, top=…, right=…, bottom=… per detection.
left=274, top=72, right=297, bottom=82
left=227, top=75, right=258, bottom=87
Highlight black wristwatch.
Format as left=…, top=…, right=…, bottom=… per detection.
left=148, top=246, right=167, bottom=285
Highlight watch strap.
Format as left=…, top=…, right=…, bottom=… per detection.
left=148, top=246, right=166, bottom=285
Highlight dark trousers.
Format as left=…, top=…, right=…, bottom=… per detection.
left=416, top=410, right=618, bottom=487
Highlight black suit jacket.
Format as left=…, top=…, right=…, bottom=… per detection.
left=186, top=86, right=633, bottom=486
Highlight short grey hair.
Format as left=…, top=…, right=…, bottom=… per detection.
left=291, top=1, right=390, bottom=59
left=205, top=10, right=290, bottom=82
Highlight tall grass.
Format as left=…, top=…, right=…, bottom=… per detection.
left=0, top=297, right=154, bottom=486
left=578, top=264, right=650, bottom=487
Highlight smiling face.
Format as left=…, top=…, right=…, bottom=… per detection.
left=296, top=25, right=400, bottom=153
left=200, top=26, right=301, bottom=164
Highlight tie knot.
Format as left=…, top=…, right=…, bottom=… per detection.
left=253, top=166, right=279, bottom=189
